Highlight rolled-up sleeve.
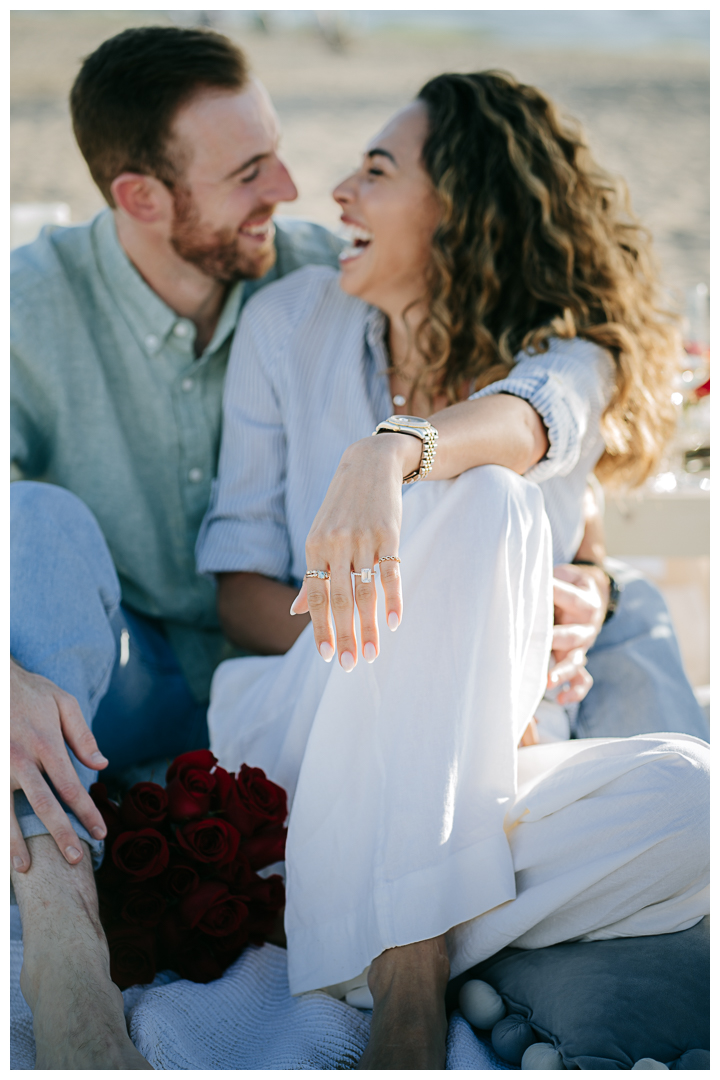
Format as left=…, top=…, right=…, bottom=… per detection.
left=196, top=310, right=292, bottom=582
left=470, top=337, right=614, bottom=483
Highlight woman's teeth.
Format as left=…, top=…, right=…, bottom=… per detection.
left=339, top=226, right=374, bottom=263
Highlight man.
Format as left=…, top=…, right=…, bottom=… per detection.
left=10, top=23, right=706, bottom=1070
left=10, top=25, right=343, bottom=1068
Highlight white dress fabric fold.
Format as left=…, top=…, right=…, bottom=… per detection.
left=208, top=465, right=709, bottom=996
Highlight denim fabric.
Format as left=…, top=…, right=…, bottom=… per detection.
left=575, top=559, right=709, bottom=742
left=93, top=607, right=209, bottom=774
left=10, top=482, right=209, bottom=865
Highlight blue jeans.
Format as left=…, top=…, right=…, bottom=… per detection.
left=574, top=558, right=709, bottom=742
left=11, top=482, right=208, bottom=864
left=10, top=481, right=708, bottom=864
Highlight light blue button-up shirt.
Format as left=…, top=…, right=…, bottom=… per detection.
left=11, top=211, right=344, bottom=700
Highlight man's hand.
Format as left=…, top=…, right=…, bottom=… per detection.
left=10, top=658, right=109, bottom=872
left=548, top=563, right=610, bottom=705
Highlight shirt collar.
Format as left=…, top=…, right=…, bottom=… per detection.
left=92, top=209, right=244, bottom=359
left=365, top=305, right=389, bottom=373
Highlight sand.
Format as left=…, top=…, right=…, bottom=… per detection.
left=11, top=11, right=709, bottom=303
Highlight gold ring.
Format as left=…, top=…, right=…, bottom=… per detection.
left=378, top=555, right=401, bottom=565
left=304, top=570, right=331, bottom=581
left=351, top=568, right=376, bottom=584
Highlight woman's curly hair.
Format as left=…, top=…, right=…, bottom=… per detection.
left=414, top=71, right=679, bottom=488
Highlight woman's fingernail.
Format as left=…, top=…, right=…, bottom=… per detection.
left=65, top=846, right=82, bottom=862
left=91, top=752, right=108, bottom=765
left=549, top=672, right=559, bottom=684
left=387, top=612, right=399, bottom=632
left=340, top=651, right=355, bottom=672
left=363, top=642, right=377, bottom=663
left=12, top=856, right=25, bottom=870
left=92, top=826, right=106, bottom=840
left=319, top=641, right=334, bottom=662
left=289, top=599, right=298, bottom=615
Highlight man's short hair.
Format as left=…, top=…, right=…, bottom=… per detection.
left=70, top=26, right=249, bottom=206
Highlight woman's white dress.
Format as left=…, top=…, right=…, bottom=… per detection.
left=197, top=267, right=709, bottom=996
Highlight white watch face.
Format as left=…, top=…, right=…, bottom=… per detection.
left=391, top=415, right=429, bottom=428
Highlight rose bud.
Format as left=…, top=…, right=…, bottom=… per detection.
left=106, top=925, right=156, bottom=990
left=121, top=887, right=167, bottom=928
left=235, top=765, right=288, bottom=836
left=164, top=862, right=200, bottom=898
left=166, top=750, right=217, bottom=783
left=167, top=767, right=217, bottom=822
left=120, top=782, right=168, bottom=829
left=242, top=825, right=287, bottom=871
left=111, top=828, right=170, bottom=880
left=212, top=766, right=249, bottom=829
left=176, top=818, right=240, bottom=867
left=180, top=881, right=249, bottom=938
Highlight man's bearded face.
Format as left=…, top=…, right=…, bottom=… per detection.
left=170, top=184, right=277, bottom=283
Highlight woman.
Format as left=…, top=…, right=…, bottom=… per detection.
left=197, top=73, right=707, bottom=1069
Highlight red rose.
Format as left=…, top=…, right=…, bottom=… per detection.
left=180, top=881, right=249, bottom=937
left=106, top=925, right=156, bottom=990
left=176, top=818, right=240, bottom=867
left=90, top=782, right=121, bottom=836
left=214, top=849, right=253, bottom=889
left=166, top=750, right=217, bottom=783
left=248, top=873, right=285, bottom=911
left=121, top=887, right=167, bottom=928
left=112, top=829, right=170, bottom=880
left=120, top=782, right=168, bottom=829
left=242, top=824, right=287, bottom=870
left=164, top=862, right=200, bottom=897
left=167, top=767, right=217, bottom=822
left=212, top=766, right=249, bottom=831
left=235, top=765, right=288, bottom=835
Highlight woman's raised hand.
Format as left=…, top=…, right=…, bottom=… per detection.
left=290, top=434, right=421, bottom=670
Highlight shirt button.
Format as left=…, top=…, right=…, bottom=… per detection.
left=145, top=333, right=159, bottom=351
left=188, top=468, right=203, bottom=483
left=173, top=321, right=191, bottom=338
left=181, top=378, right=194, bottom=392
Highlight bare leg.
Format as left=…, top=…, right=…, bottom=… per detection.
left=357, top=935, right=450, bottom=1070
left=12, top=835, right=153, bottom=1070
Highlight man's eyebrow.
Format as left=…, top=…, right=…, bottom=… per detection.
left=367, top=148, right=397, bottom=166
left=223, top=152, right=269, bottom=181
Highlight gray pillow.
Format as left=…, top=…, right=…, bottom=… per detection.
left=446, top=917, right=709, bottom=1069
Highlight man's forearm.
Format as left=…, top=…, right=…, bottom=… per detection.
left=217, top=571, right=310, bottom=655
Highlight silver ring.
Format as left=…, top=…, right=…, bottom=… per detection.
left=304, top=570, right=331, bottom=581
left=351, top=568, right=376, bottom=585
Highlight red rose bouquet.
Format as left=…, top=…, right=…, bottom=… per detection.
left=90, top=750, right=287, bottom=990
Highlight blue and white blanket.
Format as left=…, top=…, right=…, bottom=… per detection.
left=10, top=906, right=511, bottom=1070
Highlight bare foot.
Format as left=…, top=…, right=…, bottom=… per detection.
left=357, top=936, right=450, bottom=1070
left=13, top=835, right=153, bottom=1069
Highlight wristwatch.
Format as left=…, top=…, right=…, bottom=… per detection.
left=372, top=415, right=439, bottom=484
left=572, top=559, right=623, bottom=623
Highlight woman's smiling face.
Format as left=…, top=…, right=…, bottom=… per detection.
left=333, top=101, right=440, bottom=316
